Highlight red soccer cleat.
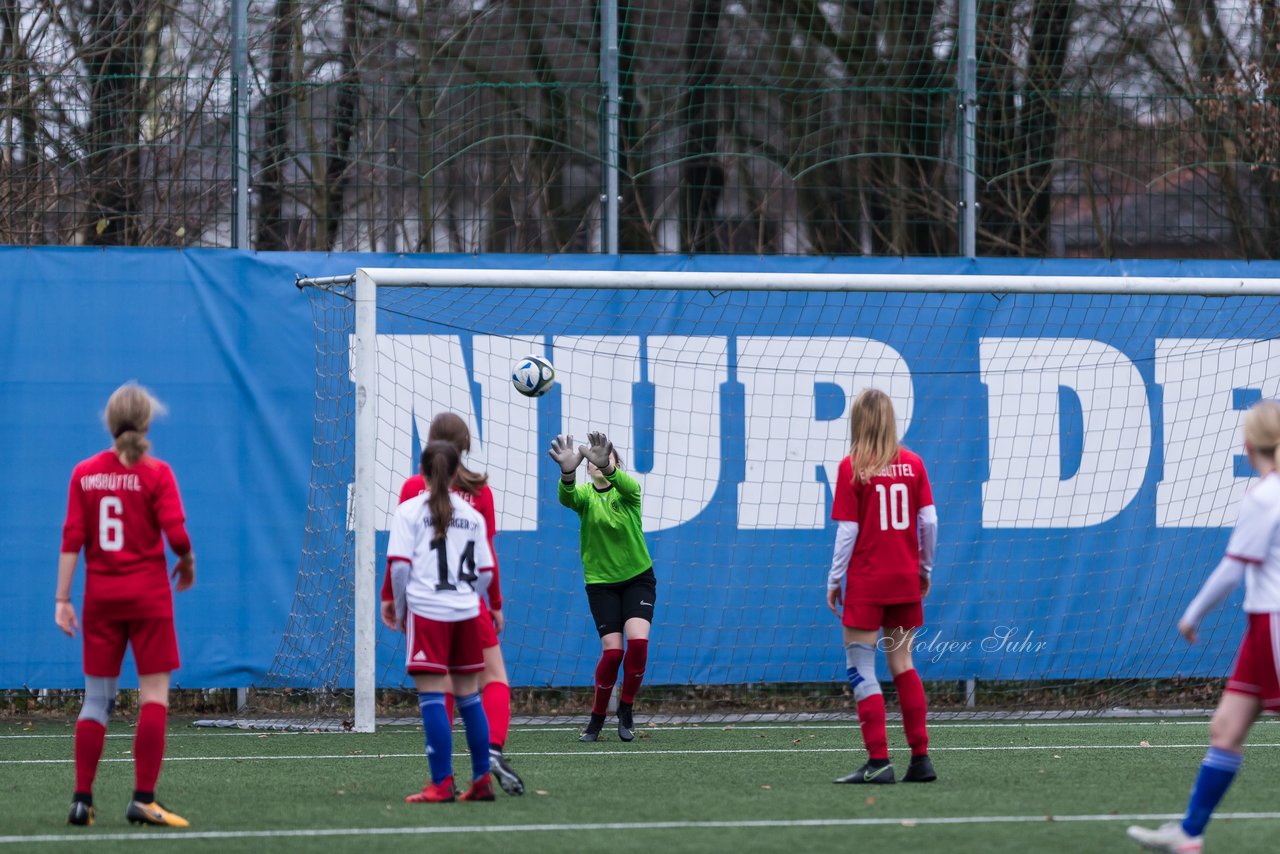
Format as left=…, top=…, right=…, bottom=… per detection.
left=405, top=775, right=455, bottom=804
left=458, top=774, right=495, bottom=802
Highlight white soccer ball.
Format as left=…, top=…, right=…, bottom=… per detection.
left=512, top=354, right=555, bottom=398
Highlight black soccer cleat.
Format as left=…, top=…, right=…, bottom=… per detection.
left=489, top=747, right=525, bottom=796
left=903, top=754, right=937, bottom=783
left=834, top=760, right=896, bottom=785
left=67, top=800, right=95, bottom=826
left=580, top=713, right=606, bottom=742
left=617, top=702, right=635, bottom=742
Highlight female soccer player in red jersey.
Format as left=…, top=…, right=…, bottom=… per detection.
left=391, top=412, right=523, bottom=795
left=382, top=440, right=497, bottom=804
left=827, top=388, right=937, bottom=785
left=1127, top=401, right=1280, bottom=854
left=56, top=383, right=195, bottom=827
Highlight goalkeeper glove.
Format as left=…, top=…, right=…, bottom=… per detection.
left=549, top=434, right=584, bottom=475
left=579, top=431, right=616, bottom=475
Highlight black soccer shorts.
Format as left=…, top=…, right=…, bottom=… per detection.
left=584, top=567, right=657, bottom=636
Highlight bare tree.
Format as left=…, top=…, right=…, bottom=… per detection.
left=977, top=0, right=1074, bottom=255
left=256, top=0, right=299, bottom=250
left=2, top=0, right=1276, bottom=256
left=79, top=0, right=172, bottom=244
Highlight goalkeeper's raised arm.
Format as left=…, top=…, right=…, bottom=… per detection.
left=549, top=430, right=655, bottom=744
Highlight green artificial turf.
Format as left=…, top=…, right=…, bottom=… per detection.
left=3, top=716, right=1280, bottom=852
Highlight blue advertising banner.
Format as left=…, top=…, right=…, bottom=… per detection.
left=3, top=247, right=1279, bottom=688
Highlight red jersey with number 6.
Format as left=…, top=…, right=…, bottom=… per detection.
left=831, top=449, right=933, bottom=605
left=61, top=450, right=190, bottom=618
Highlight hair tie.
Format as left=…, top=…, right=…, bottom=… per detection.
left=112, top=422, right=140, bottom=438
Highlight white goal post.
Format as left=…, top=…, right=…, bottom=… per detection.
left=293, top=266, right=1280, bottom=733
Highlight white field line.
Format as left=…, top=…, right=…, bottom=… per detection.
left=3, top=742, right=1279, bottom=766
left=0, top=718, right=1252, bottom=740
left=5, top=813, right=1280, bottom=845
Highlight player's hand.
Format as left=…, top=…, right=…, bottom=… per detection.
left=919, top=572, right=931, bottom=598
left=1178, top=619, right=1197, bottom=644
left=380, top=600, right=402, bottom=632
left=172, top=553, right=195, bottom=592
left=491, top=607, right=505, bottom=635
left=580, top=431, right=615, bottom=473
left=55, top=600, right=79, bottom=637
left=826, top=586, right=842, bottom=617
left=549, top=434, right=584, bottom=475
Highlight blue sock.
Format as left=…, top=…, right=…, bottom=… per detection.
left=455, top=691, right=491, bottom=781
left=418, top=691, right=453, bottom=784
left=1182, top=747, right=1242, bottom=836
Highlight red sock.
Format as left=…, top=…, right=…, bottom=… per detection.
left=445, top=692, right=455, bottom=725
left=894, top=669, right=930, bottom=756
left=620, top=639, right=649, bottom=704
left=133, top=703, right=167, bottom=794
left=591, top=649, right=624, bottom=715
left=856, top=694, right=889, bottom=761
left=482, top=682, right=511, bottom=749
left=74, top=719, right=107, bottom=795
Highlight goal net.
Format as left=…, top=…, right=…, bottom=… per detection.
left=256, top=266, right=1280, bottom=730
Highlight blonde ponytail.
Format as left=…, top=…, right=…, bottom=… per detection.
left=105, top=383, right=165, bottom=465
left=847, top=388, right=900, bottom=483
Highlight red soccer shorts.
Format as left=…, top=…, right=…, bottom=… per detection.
left=82, top=613, right=180, bottom=677
left=405, top=614, right=486, bottom=675
left=1225, top=612, right=1280, bottom=710
left=476, top=598, right=499, bottom=651
left=843, top=600, right=924, bottom=632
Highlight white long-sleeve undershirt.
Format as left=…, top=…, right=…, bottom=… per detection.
left=390, top=559, right=411, bottom=625
left=918, top=505, right=938, bottom=576
left=1181, top=556, right=1247, bottom=628
left=827, top=521, right=859, bottom=591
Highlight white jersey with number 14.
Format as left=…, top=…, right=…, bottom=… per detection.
left=386, top=491, right=495, bottom=622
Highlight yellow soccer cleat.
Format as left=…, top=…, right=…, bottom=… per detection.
left=126, top=800, right=190, bottom=827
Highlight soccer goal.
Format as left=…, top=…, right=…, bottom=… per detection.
left=260, top=265, right=1280, bottom=732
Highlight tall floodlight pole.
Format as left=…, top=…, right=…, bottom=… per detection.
left=601, top=0, right=621, bottom=254
left=232, top=0, right=250, bottom=248
left=958, top=0, right=978, bottom=257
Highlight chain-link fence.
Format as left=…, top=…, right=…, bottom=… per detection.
left=2, top=0, right=1277, bottom=257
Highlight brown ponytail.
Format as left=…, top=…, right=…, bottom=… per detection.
left=427, top=412, right=487, bottom=495
left=421, top=440, right=461, bottom=539
left=104, top=383, right=166, bottom=465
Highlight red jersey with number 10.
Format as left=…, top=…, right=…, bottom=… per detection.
left=830, top=448, right=933, bottom=604
left=61, top=450, right=191, bottom=618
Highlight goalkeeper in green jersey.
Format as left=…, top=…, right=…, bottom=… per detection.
left=550, top=431, right=655, bottom=743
